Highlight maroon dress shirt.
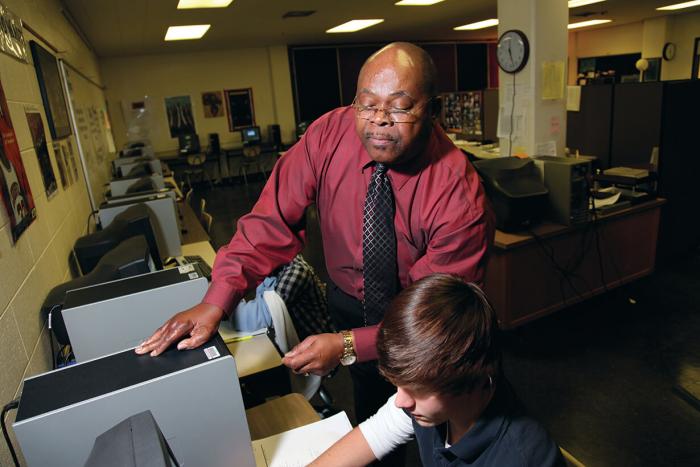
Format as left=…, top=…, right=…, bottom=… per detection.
left=204, top=106, right=494, bottom=360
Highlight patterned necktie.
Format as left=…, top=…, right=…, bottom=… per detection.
left=362, top=163, right=398, bottom=325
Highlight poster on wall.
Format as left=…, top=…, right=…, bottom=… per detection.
left=164, top=95, right=196, bottom=138
left=66, top=139, right=79, bottom=181
left=25, top=110, right=57, bottom=198
left=202, top=91, right=224, bottom=118
left=29, top=41, right=72, bottom=139
left=52, top=141, right=68, bottom=188
left=0, top=79, right=36, bottom=242
left=224, top=88, right=255, bottom=131
left=0, top=2, right=28, bottom=62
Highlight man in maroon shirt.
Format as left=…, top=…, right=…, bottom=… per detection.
left=137, top=42, right=493, bottom=428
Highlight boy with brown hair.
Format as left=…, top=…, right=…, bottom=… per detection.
left=311, top=274, right=564, bottom=466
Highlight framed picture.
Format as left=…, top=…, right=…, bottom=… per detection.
left=25, top=111, right=57, bottom=198
left=202, top=91, right=225, bottom=118
left=643, top=58, right=662, bottom=82
left=224, top=88, right=255, bottom=131
left=29, top=41, right=72, bottom=139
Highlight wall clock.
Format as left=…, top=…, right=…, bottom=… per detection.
left=497, top=29, right=530, bottom=74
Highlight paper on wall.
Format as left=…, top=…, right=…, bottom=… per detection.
left=567, top=86, right=581, bottom=111
left=535, top=140, right=558, bottom=157
left=541, top=61, right=565, bottom=100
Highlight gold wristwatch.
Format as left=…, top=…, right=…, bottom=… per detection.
left=340, top=330, right=357, bottom=366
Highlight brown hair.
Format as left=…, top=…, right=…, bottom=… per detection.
left=377, top=274, right=500, bottom=395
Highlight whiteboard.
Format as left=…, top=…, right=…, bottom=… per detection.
left=59, top=60, right=116, bottom=211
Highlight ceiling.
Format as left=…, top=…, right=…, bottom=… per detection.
left=62, top=0, right=697, bottom=58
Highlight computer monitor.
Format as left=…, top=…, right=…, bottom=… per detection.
left=84, top=411, right=180, bottom=467
left=42, top=235, right=153, bottom=346
left=74, top=203, right=163, bottom=275
left=178, top=133, right=200, bottom=155
left=241, top=126, right=261, bottom=145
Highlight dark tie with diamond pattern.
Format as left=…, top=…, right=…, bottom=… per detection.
left=362, top=162, right=398, bottom=325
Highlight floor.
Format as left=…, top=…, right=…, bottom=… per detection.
left=195, top=177, right=699, bottom=467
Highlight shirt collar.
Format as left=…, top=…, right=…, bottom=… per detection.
left=433, top=383, right=513, bottom=463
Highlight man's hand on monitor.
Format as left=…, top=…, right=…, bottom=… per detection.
left=135, top=303, right=224, bottom=357
left=282, top=333, right=344, bottom=376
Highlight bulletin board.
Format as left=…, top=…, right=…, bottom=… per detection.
left=59, top=61, right=116, bottom=210
left=441, top=91, right=483, bottom=138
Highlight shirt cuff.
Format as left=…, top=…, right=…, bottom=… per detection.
left=352, top=325, right=380, bottom=362
left=202, top=281, right=244, bottom=317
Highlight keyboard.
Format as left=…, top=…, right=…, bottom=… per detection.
left=183, top=255, right=212, bottom=279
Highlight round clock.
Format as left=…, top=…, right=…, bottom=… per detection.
left=497, top=29, right=530, bottom=74
left=662, top=42, right=676, bottom=61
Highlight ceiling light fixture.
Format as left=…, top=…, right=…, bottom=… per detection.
left=568, top=0, right=606, bottom=8
left=657, top=1, right=700, bottom=11
left=567, top=19, right=612, bottom=29
left=164, top=25, right=211, bottom=41
left=177, top=0, right=233, bottom=9
left=326, top=19, right=384, bottom=33
left=454, top=19, right=499, bottom=30
left=395, top=0, right=446, bottom=5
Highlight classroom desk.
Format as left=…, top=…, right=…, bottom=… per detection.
left=484, top=199, right=664, bottom=329
left=245, top=393, right=320, bottom=440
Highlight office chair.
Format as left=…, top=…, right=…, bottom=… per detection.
left=182, top=152, right=213, bottom=190
left=238, top=145, right=267, bottom=187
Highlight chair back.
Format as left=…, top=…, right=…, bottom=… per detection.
left=242, top=146, right=261, bottom=159
left=187, top=153, right=206, bottom=167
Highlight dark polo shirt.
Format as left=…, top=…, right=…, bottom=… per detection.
left=412, top=382, right=565, bottom=467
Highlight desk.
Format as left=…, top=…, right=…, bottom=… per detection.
left=453, top=141, right=501, bottom=159
left=245, top=393, right=320, bottom=440
left=485, top=199, right=664, bottom=329
left=179, top=201, right=209, bottom=244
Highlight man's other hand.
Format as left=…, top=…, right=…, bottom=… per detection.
left=135, top=303, right=225, bottom=356
left=282, top=333, right=344, bottom=376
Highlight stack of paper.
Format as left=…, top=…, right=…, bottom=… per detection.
left=252, top=412, right=353, bottom=467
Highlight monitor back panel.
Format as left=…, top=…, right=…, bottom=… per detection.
left=14, top=346, right=255, bottom=467
left=110, top=175, right=165, bottom=196
left=63, top=269, right=207, bottom=362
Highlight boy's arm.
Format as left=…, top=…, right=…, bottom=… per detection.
left=308, top=427, right=377, bottom=467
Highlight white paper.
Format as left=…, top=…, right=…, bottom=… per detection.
left=567, top=86, right=581, bottom=111
left=592, top=187, right=622, bottom=209
left=218, top=319, right=267, bottom=343
left=252, top=412, right=353, bottom=467
left=535, top=141, right=557, bottom=157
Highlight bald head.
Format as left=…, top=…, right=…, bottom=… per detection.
left=359, top=42, right=437, bottom=98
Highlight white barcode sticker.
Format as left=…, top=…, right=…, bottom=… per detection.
left=203, top=346, right=220, bottom=360
left=178, top=264, right=195, bottom=274
left=188, top=272, right=199, bottom=279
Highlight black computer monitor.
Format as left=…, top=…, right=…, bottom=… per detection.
left=178, top=133, right=200, bottom=155
left=43, top=236, right=153, bottom=346
left=84, top=410, right=180, bottom=467
left=241, top=126, right=261, bottom=145
left=74, top=203, right=163, bottom=275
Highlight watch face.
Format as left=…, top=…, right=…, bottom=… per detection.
left=497, top=30, right=530, bottom=74
left=340, top=354, right=356, bottom=366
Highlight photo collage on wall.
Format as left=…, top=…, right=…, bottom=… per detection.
left=0, top=79, right=36, bottom=242
left=441, top=91, right=483, bottom=138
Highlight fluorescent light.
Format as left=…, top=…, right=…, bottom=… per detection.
left=164, top=25, right=211, bottom=41
left=326, top=19, right=384, bottom=33
left=395, top=0, right=446, bottom=5
left=177, top=0, right=233, bottom=8
left=568, top=0, right=606, bottom=8
left=454, top=19, right=499, bottom=31
left=657, top=1, right=700, bottom=10
left=568, top=19, right=612, bottom=29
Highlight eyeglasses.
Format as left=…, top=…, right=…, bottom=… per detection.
left=352, top=96, right=434, bottom=123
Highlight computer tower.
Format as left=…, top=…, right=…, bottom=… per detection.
left=13, top=336, right=256, bottom=467
left=534, top=156, right=591, bottom=225
left=208, top=133, right=221, bottom=154
left=268, top=124, right=281, bottom=148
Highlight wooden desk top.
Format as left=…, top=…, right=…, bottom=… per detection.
left=495, top=198, right=666, bottom=250
left=180, top=201, right=210, bottom=244
left=245, top=393, right=320, bottom=440
left=227, top=334, right=282, bottom=378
